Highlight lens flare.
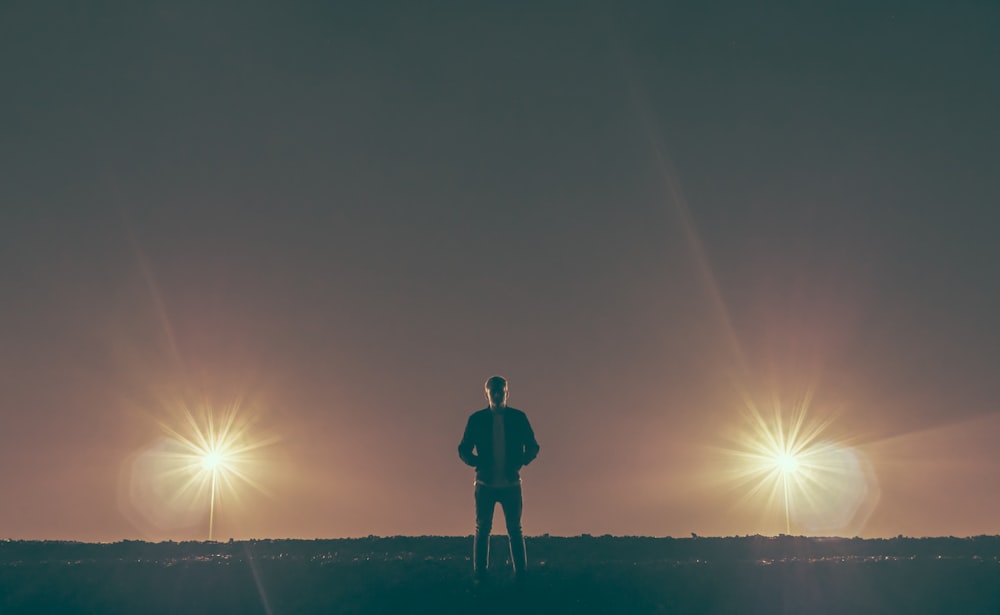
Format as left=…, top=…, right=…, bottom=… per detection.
left=722, top=391, right=879, bottom=535
left=121, top=398, right=278, bottom=540
left=161, top=402, right=278, bottom=540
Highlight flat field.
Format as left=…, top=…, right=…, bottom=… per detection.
left=2, top=536, right=999, bottom=614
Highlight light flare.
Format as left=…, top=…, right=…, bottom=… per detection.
left=158, top=401, right=276, bottom=541
left=121, top=398, right=278, bottom=540
left=775, top=452, right=800, bottom=475
left=202, top=450, right=225, bottom=470
left=722, top=391, right=878, bottom=535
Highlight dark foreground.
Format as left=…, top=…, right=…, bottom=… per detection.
left=2, top=536, right=999, bottom=614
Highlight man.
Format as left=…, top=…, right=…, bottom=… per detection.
left=458, top=375, right=540, bottom=580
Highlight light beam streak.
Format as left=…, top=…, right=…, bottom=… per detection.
left=122, top=397, right=279, bottom=540
left=720, top=391, right=877, bottom=535
left=156, top=400, right=278, bottom=540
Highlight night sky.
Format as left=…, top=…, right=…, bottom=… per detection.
left=2, top=3, right=998, bottom=541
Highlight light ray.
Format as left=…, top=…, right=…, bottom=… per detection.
left=719, top=392, right=879, bottom=535
left=121, top=218, right=183, bottom=365
left=621, top=66, right=750, bottom=373
left=123, top=397, right=279, bottom=540
left=158, top=401, right=278, bottom=540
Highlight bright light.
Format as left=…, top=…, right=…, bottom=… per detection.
left=149, top=400, right=277, bottom=541
left=774, top=452, right=800, bottom=475
left=201, top=450, right=225, bottom=471
left=721, top=392, right=878, bottom=535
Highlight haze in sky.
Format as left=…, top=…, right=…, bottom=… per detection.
left=1, top=3, right=998, bottom=541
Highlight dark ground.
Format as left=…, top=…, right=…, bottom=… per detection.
left=2, top=536, right=999, bottom=614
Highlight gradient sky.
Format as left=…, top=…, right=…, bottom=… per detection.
left=2, top=3, right=998, bottom=541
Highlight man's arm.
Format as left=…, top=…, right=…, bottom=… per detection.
left=458, top=415, right=479, bottom=467
left=521, top=414, right=540, bottom=465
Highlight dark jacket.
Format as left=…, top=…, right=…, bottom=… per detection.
left=458, top=406, right=540, bottom=485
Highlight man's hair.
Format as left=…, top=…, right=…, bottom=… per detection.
left=485, top=375, right=507, bottom=390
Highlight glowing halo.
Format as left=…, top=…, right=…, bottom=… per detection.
left=201, top=450, right=225, bottom=471
left=775, top=452, right=800, bottom=475
left=161, top=402, right=278, bottom=540
left=121, top=398, right=278, bottom=541
left=720, top=392, right=879, bottom=535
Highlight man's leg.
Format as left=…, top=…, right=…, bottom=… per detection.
left=499, top=485, right=526, bottom=574
left=474, top=485, right=496, bottom=576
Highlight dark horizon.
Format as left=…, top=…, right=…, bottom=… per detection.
left=6, top=535, right=998, bottom=614
left=7, top=534, right=1000, bottom=557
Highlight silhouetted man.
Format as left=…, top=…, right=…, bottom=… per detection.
left=458, top=376, right=540, bottom=581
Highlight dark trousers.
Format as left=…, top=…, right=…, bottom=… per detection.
left=474, top=483, right=526, bottom=574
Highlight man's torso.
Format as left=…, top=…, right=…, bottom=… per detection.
left=469, top=407, right=529, bottom=487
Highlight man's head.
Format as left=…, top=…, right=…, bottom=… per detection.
left=485, top=375, right=508, bottom=410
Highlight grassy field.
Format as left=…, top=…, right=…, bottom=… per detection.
left=2, top=536, right=999, bottom=614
